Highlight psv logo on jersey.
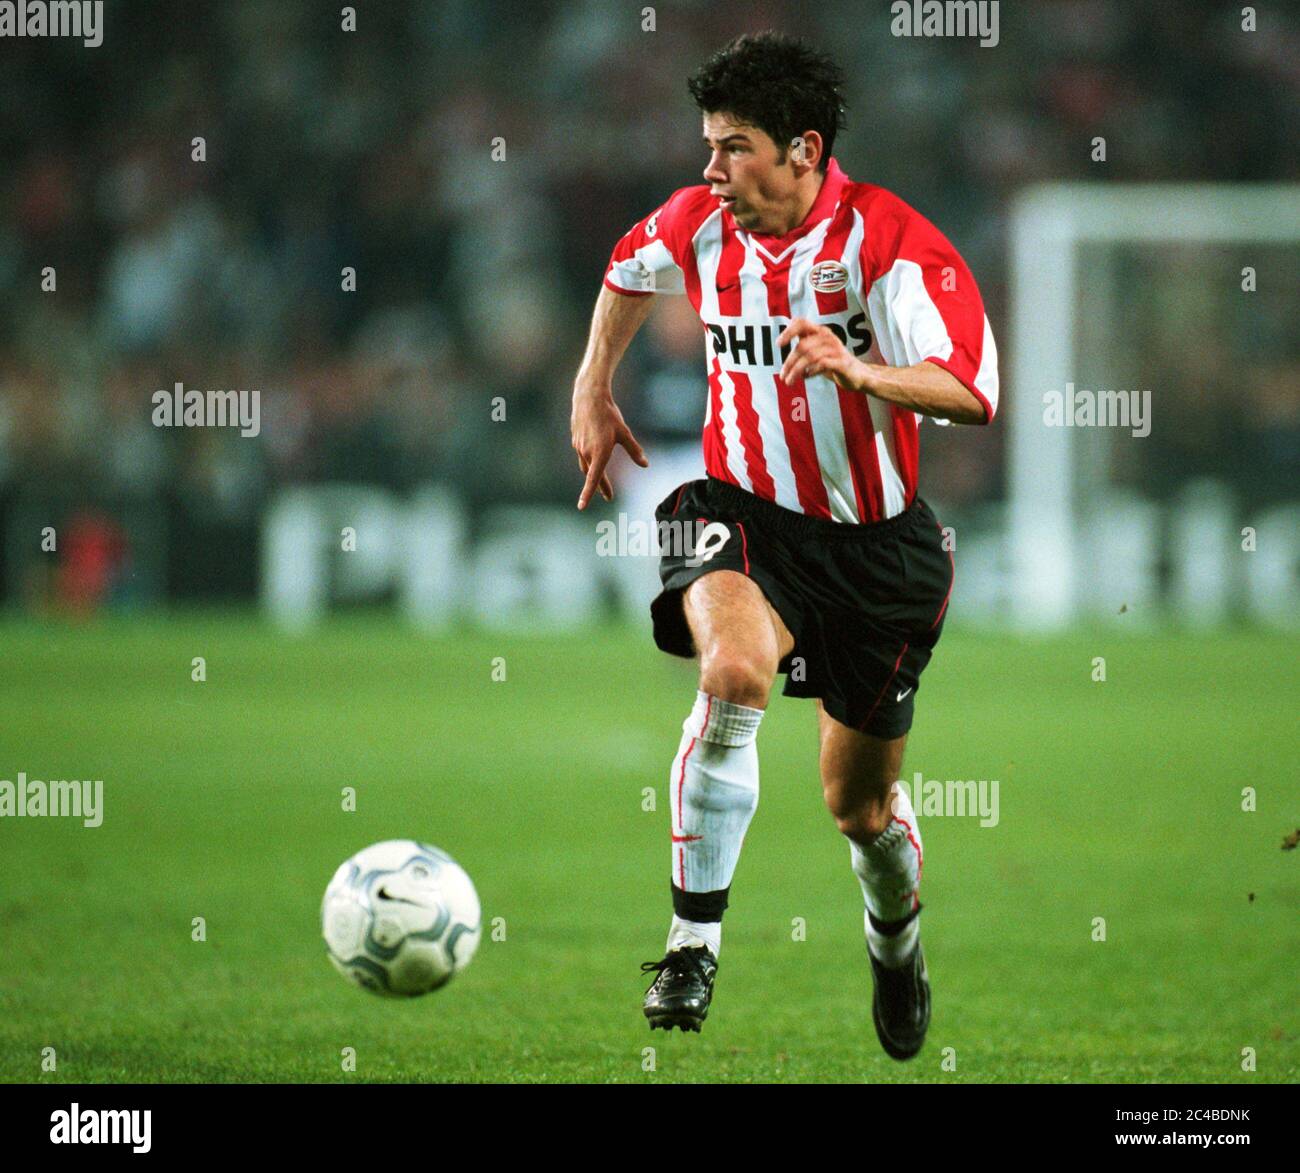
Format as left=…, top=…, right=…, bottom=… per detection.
left=808, top=260, right=849, bottom=293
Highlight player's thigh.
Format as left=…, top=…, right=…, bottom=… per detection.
left=817, top=700, right=907, bottom=836
left=683, top=570, right=794, bottom=703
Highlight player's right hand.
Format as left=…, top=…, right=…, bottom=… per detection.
left=571, top=390, right=648, bottom=509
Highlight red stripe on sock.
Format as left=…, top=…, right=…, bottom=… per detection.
left=675, top=737, right=697, bottom=834
left=893, top=815, right=924, bottom=899
left=673, top=696, right=712, bottom=890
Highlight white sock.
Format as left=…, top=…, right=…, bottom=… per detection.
left=667, top=690, right=763, bottom=952
left=666, top=915, right=721, bottom=957
left=850, top=783, right=923, bottom=968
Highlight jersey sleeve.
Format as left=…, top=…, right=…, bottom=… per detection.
left=859, top=194, right=999, bottom=422
left=604, top=187, right=700, bottom=297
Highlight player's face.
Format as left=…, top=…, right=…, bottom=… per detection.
left=702, top=113, right=800, bottom=234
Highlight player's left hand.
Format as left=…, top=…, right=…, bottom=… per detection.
left=777, top=318, right=866, bottom=390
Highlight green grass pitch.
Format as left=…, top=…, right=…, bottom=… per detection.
left=0, top=614, right=1295, bottom=1083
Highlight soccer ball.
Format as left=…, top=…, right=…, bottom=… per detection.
left=321, top=840, right=481, bottom=997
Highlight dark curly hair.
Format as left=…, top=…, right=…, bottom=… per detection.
left=687, top=31, right=847, bottom=174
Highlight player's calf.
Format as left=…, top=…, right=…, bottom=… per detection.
left=818, top=719, right=919, bottom=932
left=844, top=788, right=930, bottom=1060
left=663, top=572, right=781, bottom=952
left=642, top=688, right=760, bottom=1032
left=819, top=715, right=930, bottom=1058
left=648, top=688, right=761, bottom=1022
left=639, top=569, right=790, bottom=1033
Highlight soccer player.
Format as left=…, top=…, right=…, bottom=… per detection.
left=570, top=32, right=998, bottom=1059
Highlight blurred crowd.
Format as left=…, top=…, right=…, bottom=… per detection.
left=0, top=0, right=1295, bottom=559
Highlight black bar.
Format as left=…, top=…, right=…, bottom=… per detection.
left=1, top=1082, right=1289, bottom=1158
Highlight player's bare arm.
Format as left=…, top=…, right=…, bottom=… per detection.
left=571, top=286, right=653, bottom=509
left=777, top=317, right=988, bottom=424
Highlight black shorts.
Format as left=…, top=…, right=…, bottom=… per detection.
left=649, top=477, right=954, bottom=739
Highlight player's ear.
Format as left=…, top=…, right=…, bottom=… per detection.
left=790, top=131, right=823, bottom=174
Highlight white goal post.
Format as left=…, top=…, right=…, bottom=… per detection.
left=1007, top=182, right=1300, bottom=628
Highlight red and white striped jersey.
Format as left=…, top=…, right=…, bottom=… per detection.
left=604, top=158, right=998, bottom=523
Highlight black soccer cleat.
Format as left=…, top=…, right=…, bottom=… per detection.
left=869, top=941, right=930, bottom=1060
left=641, top=945, right=718, bottom=1032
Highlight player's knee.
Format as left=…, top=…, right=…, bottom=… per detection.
left=697, top=648, right=775, bottom=709
left=822, top=778, right=894, bottom=841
